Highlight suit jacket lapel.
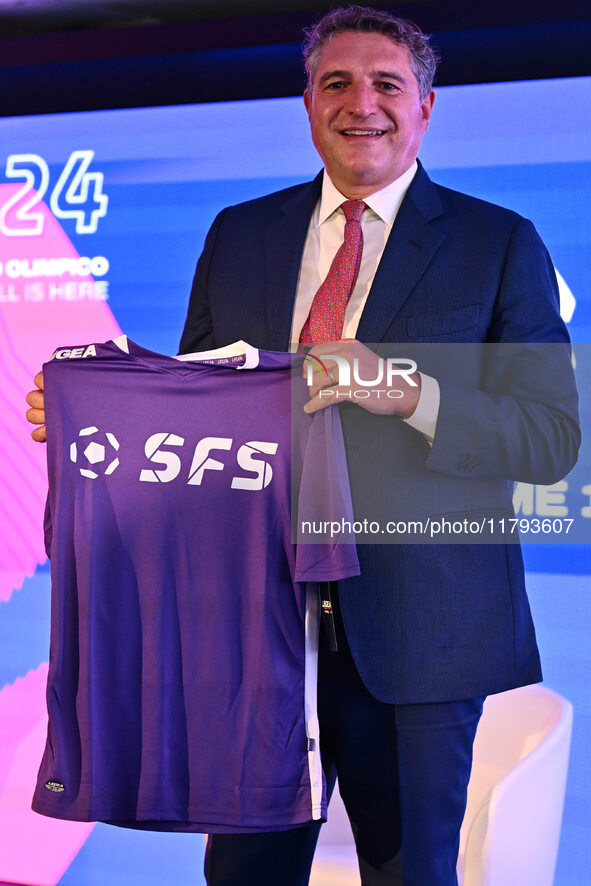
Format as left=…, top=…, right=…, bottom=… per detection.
left=356, top=163, right=446, bottom=342
left=263, top=173, right=323, bottom=350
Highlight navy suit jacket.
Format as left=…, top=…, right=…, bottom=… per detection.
left=180, top=163, right=579, bottom=704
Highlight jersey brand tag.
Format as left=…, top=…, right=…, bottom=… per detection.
left=45, top=780, right=66, bottom=792
left=307, top=738, right=316, bottom=752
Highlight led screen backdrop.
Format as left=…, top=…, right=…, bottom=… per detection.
left=0, top=76, right=590, bottom=886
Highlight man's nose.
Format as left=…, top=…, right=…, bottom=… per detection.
left=344, top=82, right=378, bottom=116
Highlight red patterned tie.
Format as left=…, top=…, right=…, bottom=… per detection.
left=299, top=200, right=365, bottom=344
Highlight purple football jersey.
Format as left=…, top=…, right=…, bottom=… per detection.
left=32, top=338, right=359, bottom=833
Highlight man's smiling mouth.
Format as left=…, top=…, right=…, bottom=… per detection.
left=341, top=129, right=387, bottom=136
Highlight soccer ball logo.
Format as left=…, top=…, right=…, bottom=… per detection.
left=70, top=426, right=120, bottom=479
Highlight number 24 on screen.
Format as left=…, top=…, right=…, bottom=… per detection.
left=0, top=150, right=108, bottom=236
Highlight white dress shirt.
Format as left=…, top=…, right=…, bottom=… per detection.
left=289, top=162, right=439, bottom=440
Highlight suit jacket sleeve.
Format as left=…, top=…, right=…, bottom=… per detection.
left=179, top=208, right=228, bottom=354
left=423, top=217, right=580, bottom=485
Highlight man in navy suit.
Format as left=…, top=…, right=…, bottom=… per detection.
left=177, top=8, right=578, bottom=885
left=27, top=6, right=579, bottom=885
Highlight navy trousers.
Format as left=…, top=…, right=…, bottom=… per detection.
left=204, top=589, right=484, bottom=886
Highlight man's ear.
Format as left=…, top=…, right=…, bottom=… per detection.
left=303, top=88, right=312, bottom=119
left=421, top=90, right=435, bottom=132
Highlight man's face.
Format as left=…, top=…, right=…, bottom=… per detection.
left=304, top=31, right=435, bottom=199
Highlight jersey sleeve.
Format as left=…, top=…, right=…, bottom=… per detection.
left=294, top=407, right=360, bottom=583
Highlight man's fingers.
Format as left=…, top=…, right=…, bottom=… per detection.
left=26, top=397, right=47, bottom=443
left=26, top=389, right=44, bottom=410
left=307, top=374, right=338, bottom=399
left=31, top=425, right=47, bottom=443
left=304, top=387, right=343, bottom=415
left=303, top=357, right=340, bottom=392
left=26, top=406, right=45, bottom=425
left=302, top=355, right=339, bottom=379
left=26, top=371, right=46, bottom=442
left=306, top=339, right=356, bottom=358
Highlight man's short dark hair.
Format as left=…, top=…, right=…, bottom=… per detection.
left=303, top=5, right=439, bottom=100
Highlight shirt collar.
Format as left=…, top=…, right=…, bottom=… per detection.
left=316, top=160, right=418, bottom=229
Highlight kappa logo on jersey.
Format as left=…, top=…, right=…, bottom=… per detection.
left=53, top=345, right=97, bottom=360
left=70, top=426, right=120, bottom=479
left=70, top=429, right=278, bottom=490
left=45, top=780, right=66, bottom=793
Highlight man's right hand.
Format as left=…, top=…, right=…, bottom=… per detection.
left=26, top=372, right=46, bottom=442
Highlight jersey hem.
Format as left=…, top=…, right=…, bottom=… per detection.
left=31, top=800, right=326, bottom=832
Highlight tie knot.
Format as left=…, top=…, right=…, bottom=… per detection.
left=342, top=200, right=365, bottom=223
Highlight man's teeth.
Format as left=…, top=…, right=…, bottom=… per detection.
left=342, top=129, right=385, bottom=136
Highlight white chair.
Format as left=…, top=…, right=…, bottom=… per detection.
left=459, top=684, right=573, bottom=886
left=310, top=685, right=573, bottom=886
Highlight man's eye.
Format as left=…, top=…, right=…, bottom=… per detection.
left=378, top=82, right=398, bottom=91
left=325, top=81, right=345, bottom=90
